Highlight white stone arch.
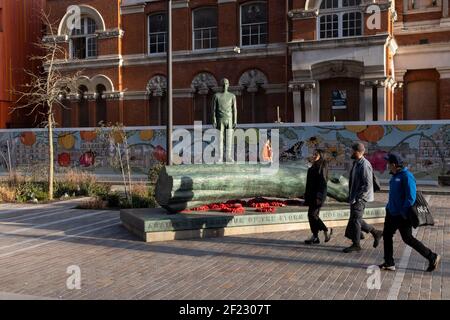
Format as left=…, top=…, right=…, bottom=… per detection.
left=191, top=72, right=218, bottom=95
left=238, top=69, right=269, bottom=93
left=58, top=4, right=106, bottom=36
left=75, top=76, right=93, bottom=93
left=146, top=75, right=167, bottom=97
left=305, top=0, right=323, bottom=10
left=91, top=75, right=115, bottom=92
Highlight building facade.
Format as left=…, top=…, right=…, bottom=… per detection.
left=288, top=0, right=450, bottom=122
left=0, top=0, right=45, bottom=128
left=3, top=0, right=449, bottom=129
left=46, top=0, right=292, bottom=128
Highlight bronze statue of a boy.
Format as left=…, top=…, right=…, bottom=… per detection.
left=212, top=78, right=237, bottom=162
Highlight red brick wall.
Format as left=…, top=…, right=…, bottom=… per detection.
left=396, top=32, right=450, bottom=45
left=440, top=78, right=450, bottom=119
left=43, top=0, right=292, bottom=127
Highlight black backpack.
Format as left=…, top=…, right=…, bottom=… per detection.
left=373, top=172, right=381, bottom=193
left=409, top=191, right=434, bottom=228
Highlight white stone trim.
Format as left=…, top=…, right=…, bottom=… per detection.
left=91, top=75, right=115, bottom=92
left=120, top=4, right=146, bottom=15
left=403, top=6, right=442, bottom=15
left=263, top=84, right=286, bottom=94
left=51, top=55, right=123, bottom=71
left=172, top=0, right=189, bottom=9
left=57, top=5, right=106, bottom=36
left=394, top=42, right=450, bottom=80
left=437, top=67, right=450, bottom=79
left=122, top=43, right=286, bottom=66
left=289, top=34, right=388, bottom=51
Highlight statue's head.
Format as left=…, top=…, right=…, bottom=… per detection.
left=221, top=78, right=230, bottom=91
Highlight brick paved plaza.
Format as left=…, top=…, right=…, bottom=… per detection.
left=0, top=194, right=448, bottom=300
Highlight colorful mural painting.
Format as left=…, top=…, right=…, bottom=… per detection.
left=0, top=121, right=449, bottom=183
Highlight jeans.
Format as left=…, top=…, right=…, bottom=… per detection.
left=308, top=204, right=328, bottom=236
left=383, top=212, right=433, bottom=265
left=345, top=199, right=375, bottom=245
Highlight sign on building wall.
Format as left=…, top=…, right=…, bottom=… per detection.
left=331, top=90, right=347, bottom=110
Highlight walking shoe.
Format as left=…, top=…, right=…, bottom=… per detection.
left=379, top=262, right=396, bottom=271
left=343, top=244, right=361, bottom=253
left=426, top=254, right=441, bottom=272
left=324, top=228, right=333, bottom=243
left=371, top=230, right=383, bottom=248
left=304, top=235, right=320, bottom=245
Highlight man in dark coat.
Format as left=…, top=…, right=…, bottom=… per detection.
left=343, top=142, right=383, bottom=253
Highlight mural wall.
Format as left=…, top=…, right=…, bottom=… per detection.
left=0, top=121, right=449, bottom=183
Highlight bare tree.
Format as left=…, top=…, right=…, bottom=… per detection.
left=11, top=10, right=80, bottom=200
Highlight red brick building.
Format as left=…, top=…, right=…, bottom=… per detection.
left=5, top=0, right=450, bottom=128
left=0, top=0, right=45, bottom=128
left=45, top=0, right=292, bottom=128
left=288, top=0, right=450, bottom=121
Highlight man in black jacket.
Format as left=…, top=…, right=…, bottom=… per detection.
left=303, top=149, right=333, bottom=244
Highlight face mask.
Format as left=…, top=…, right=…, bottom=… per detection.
left=351, top=154, right=357, bottom=160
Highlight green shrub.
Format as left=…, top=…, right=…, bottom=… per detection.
left=15, top=182, right=48, bottom=202
left=85, top=182, right=111, bottom=198
left=103, top=192, right=121, bottom=208
left=54, top=181, right=81, bottom=198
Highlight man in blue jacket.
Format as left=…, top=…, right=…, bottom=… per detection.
left=379, top=153, right=440, bottom=272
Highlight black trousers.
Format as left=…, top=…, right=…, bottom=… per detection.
left=345, top=199, right=375, bottom=245
left=308, top=204, right=328, bottom=236
left=383, top=212, right=433, bottom=265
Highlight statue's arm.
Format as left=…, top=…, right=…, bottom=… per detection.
left=212, top=94, right=217, bottom=128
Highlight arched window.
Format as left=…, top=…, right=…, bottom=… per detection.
left=147, top=75, right=167, bottom=125
left=318, top=0, right=362, bottom=39
left=71, top=17, right=97, bottom=59
left=193, top=7, right=218, bottom=50
left=191, top=73, right=218, bottom=124
left=95, top=84, right=107, bottom=125
left=59, top=89, right=72, bottom=127
left=148, top=13, right=167, bottom=54
left=238, top=70, right=269, bottom=124
left=240, top=2, right=268, bottom=47
left=78, top=85, right=89, bottom=127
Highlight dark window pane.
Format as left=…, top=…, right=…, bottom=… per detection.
left=260, top=33, right=267, bottom=44
left=193, top=8, right=217, bottom=29
left=242, top=2, right=267, bottom=24
left=87, top=18, right=96, bottom=34
left=149, top=13, right=167, bottom=33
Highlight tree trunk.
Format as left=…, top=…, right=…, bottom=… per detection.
left=155, top=162, right=349, bottom=213
left=48, top=113, right=54, bottom=200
